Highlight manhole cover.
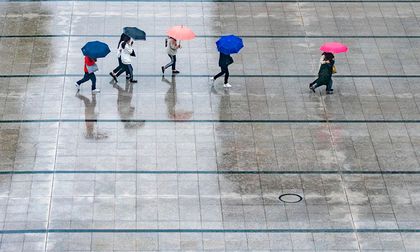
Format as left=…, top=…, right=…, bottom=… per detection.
left=278, top=193, right=303, bottom=203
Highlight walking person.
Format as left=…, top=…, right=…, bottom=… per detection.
left=109, top=33, right=130, bottom=82
left=161, top=36, right=181, bottom=74
left=115, top=37, right=137, bottom=83
left=309, top=52, right=335, bottom=94
left=309, top=52, right=330, bottom=87
left=210, top=52, right=234, bottom=88
left=75, top=55, right=100, bottom=93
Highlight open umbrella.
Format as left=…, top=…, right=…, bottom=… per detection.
left=320, top=42, right=348, bottom=54
left=167, top=25, right=196, bottom=40
left=81, top=41, right=110, bottom=58
left=123, top=27, right=146, bottom=40
left=216, top=35, right=244, bottom=55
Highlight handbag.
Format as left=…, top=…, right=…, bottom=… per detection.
left=87, top=63, right=98, bottom=74
left=332, top=65, right=337, bottom=74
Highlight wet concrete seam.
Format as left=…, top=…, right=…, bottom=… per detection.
left=0, top=228, right=419, bottom=234
left=2, top=0, right=420, bottom=3
left=0, top=119, right=419, bottom=123
left=0, top=170, right=420, bottom=174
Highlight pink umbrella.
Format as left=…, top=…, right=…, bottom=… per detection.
left=167, top=25, right=196, bottom=41
left=320, top=42, right=348, bottom=54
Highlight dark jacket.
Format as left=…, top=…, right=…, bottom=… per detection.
left=218, top=53, right=233, bottom=68
left=317, top=60, right=334, bottom=86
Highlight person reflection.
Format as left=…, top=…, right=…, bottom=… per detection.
left=162, top=75, right=193, bottom=120
left=76, top=93, right=107, bottom=139
left=113, top=82, right=143, bottom=128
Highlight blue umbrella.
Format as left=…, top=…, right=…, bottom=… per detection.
left=216, top=35, right=244, bottom=55
left=81, top=41, right=111, bottom=59
left=123, top=27, right=146, bottom=40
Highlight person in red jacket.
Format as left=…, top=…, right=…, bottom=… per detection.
left=75, top=56, right=100, bottom=93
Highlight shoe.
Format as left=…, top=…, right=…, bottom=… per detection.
left=172, top=70, right=180, bottom=74
left=223, top=83, right=232, bottom=88
left=210, top=77, right=215, bottom=81
left=92, top=89, right=100, bottom=94
left=75, top=83, right=80, bottom=91
left=309, top=82, right=314, bottom=88
left=129, top=79, right=138, bottom=83
left=161, top=66, right=165, bottom=74
left=109, top=72, right=117, bottom=82
left=310, top=86, right=315, bottom=93
left=326, top=91, right=334, bottom=95
left=126, top=76, right=131, bottom=80
left=210, top=77, right=215, bottom=85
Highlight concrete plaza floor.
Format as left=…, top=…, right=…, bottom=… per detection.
left=1, top=0, right=420, bottom=251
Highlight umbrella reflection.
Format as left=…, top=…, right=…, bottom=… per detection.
left=162, top=75, right=192, bottom=120
left=76, top=93, right=108, bottom=140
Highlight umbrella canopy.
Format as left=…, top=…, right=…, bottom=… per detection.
left=166, top=26, right=196, bottom=40
left=320, top=42, right=348, bottom=54
left=123, top=27, right=146, bottom=40
left=81, top=41, right=110, bottom=58
left=216, top=35, right=244, bottom=55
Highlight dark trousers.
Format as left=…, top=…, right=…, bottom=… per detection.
left=313, top=79, right=333, bottom=91
left=164, top=55, right=176, bottom=70
left=77, top=72, right=96, bottom=90
left=113, top=57, right=124, bottom=75
left=116, top=64, right=133, bottom=80
left=214, top=66, right=229, bottom=84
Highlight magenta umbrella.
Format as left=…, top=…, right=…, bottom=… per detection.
left=320, top=42, right=348, bottom=54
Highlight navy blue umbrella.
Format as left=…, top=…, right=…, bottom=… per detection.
left=123, top=27, right=146, bottom=40
left=81, top=41, right=111, bottom=59
left=216, top=35, right=244, bottom=55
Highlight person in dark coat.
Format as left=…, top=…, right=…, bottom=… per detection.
left=210, top=52, right=234, bottom=88
left=310, top=52, right=335, bottom=94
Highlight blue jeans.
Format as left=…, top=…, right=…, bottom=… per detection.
left=77, top=73, right=96, bottom=90
left=164, top=55, right=176, bottom=70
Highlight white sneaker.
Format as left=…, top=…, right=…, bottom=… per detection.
left=210, top=77, right=214, bottom=81
left=92, top=89, right=100, bottom=94
left=75, top=83, right=80, bottom=91
left=223, top=83, right=232, bottom=88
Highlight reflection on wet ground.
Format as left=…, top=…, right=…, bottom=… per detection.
left=1, top=1, right=420, bottom=250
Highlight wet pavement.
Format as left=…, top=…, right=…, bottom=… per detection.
left=1, top=0, right=420, bottom=251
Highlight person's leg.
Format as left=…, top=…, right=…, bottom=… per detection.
left=116, top=64, right=127, bottom=77
left=224, top=67, right=229, bottom=84
left=90, top=73, right=97, bottom=90
left=172, top=55, right=176, bottom=71
left=213, top=67, right=225, bottom=80
left=112, top=58, right=123, bottom=74
left=309, top=78, right=318, bottom=87
left=326, top=79, right=333, bottom=91
left=77, top=73, right=90, bottom=85
left=164, top=55, right=175, bottom=70
left=127, top=64, right=137, bottom=83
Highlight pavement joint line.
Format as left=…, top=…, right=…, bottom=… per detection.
left=0, top=228, right=420, bottom=234
left=2, top=34, right=420, bottom=38
left=0, top=119, right=419, bottom=123
left=2, top=0, right=420, bottom=2
left=1, top=170, right=420, bottom=174
left=1, top=74, right=420, bottom=78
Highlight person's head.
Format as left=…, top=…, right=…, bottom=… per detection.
left=323, top=52, right=334, bottom=61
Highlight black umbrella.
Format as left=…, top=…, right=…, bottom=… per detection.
left=123, top=27, right=146, bottom=40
